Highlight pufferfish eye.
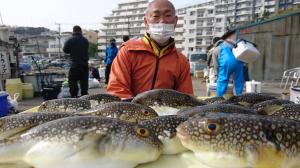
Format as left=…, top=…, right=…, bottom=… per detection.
left=136, top=127, right=150, bottom=138
left=40, top=102, right=47, bottom=108
left=143, top=110, right=150, bottom=116
left=204, top=122, right=221, bottom=135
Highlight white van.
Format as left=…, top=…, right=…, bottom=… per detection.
left=188, top=52, right=207, bottom=75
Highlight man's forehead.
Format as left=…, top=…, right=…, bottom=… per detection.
left=146, top=1, right=175, bottom=14
left=149, top=8, right=174, bottom=14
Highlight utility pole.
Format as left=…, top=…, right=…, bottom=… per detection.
left=0, top=11, right=4, bottom=25
left=55, top=23, right=61, bottom=58
left=126, top=7, right=130, bottom=37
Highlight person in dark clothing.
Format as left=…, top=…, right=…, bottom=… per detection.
left=89, top=64, right=100, bottom=80
left=63, top=25, right=89, bottom=97
left=105, top=38, right=118, bottom=84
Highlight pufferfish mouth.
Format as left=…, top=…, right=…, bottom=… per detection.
left=176, top=126, right=190, bottom=141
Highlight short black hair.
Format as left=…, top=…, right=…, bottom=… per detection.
left=122, top=35, right=130, bottom=42
left=221, top=30, right=235, bottom=40
left=212, top=37, right=221, bottom=44
left=110, top=38, right=116, bottom=43
left=73, top=25, right=82, bottom=33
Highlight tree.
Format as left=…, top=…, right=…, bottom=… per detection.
left=88, top=43, right=97, bottom=58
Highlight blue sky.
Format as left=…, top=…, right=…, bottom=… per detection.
left=0, top=0, right=207, bottom=31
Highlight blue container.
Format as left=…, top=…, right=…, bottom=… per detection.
left=0, top=93, right=9, bottom=117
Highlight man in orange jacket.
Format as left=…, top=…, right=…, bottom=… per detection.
left=107, top=0, right=193, bottom=99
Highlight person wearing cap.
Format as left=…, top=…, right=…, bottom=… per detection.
left=107, top=0, right=193, bottom=99
left=63, top=25, right=89, bottom=97
left=214, top=30, right=244, bottom=96
left=105, top=38, right=118, bottom=85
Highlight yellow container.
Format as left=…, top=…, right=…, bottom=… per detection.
left=5, top=78, right=23, bottom=101
left=22, top=83, right=34, bottom=99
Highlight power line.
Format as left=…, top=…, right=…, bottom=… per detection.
left=55, top=22, right=101, bottom=26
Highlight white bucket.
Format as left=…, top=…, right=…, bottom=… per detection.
left=246, top=80, right=261, bottom=93
left=232, top=39, right=261, bottom=63
left=290, top=86, right=300, bottom=104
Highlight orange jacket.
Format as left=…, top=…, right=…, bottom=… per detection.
left=107, top=34, right=193, bottom=99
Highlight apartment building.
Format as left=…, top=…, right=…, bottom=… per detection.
left=276, top=0, right=300, bottom=11
left=214, top=0, right=277, bottom=27
left=98, top=0, right=281, bottom=57
left=46, top=32, right=72, bottom=58
left=175, top=1, right=215, bottom=53
left=180, top=6, right=226, bottom=56
left=20, top=35, right=55, bottom=59
left=98, top=0, right=148, bottom=58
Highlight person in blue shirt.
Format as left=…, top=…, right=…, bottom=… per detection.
left=214, top=30, right=244, bottom=96
left=105, top=38, right=118, bottom=84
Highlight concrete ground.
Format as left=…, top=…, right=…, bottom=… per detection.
left=17, top=77, right=284, bottom=112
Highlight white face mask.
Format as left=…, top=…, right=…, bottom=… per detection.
left=148, top=23, right=175, bottom=45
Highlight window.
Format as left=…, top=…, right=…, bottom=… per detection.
left=197, top=21, right=204, bottom=26
left=189, top=38, right=194, bottom=43
left=215, top=27, right=222, bottom=32
left=216, top=18, right=222, bottom=22
left=189, top=47, right=194, bottom=51
left=196, top=30, right=203, bottom=35
left=190, top=20, right=195, bottom=24
left=208, top=10, right=214, bottom=14
left=190, top=11, right=195, bottom=16
left=197, top=13, right=204, bottom=17
left=189, top=29, right=195, bottom=34
left=196, top=38, right=202, bottom=45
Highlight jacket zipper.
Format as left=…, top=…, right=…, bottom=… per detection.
left=151, top=52, right=160, bottom=90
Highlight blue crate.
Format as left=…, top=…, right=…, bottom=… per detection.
left=0, top=93, right=9, bottom=117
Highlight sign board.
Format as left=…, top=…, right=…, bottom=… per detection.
left=0, top=50, right=11, bottom=80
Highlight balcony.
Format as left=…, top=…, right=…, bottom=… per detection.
left=237, top=0, right=252, bottom=3
left=237, top=4, right=252, bottom=10
left=265, top=1, right=276, bottom=6
left=206, top=31, right=213, bottom=36
left=196, top=42, right=203, bottom=45
left=237, top=10, right=252, bottom=16
left=206, top=22, right=214, bottom=26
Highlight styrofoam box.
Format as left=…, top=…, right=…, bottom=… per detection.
left=232, top=40, right=261, bottom=63
left=290, top=86, right=300, bottom=104
left=246, top=80, right=261, bottom=93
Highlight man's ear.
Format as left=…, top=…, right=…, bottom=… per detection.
left=174, top=15, right=178, bottom=28
left=144, top=17, right=149, bottom=29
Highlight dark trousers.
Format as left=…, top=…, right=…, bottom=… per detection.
left=105, top=64, right=112, bottom=84
left=243, top=66, right=250, bottom=81
left=69, top=64, right=89, bottom=98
